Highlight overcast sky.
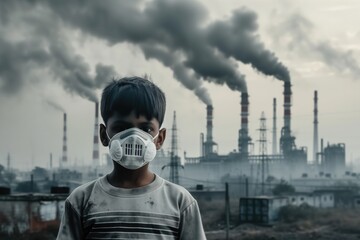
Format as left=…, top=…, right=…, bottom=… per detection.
left=0, top=0, right=359, bottom=171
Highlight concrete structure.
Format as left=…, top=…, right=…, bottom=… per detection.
left=0, top=194, right=67, bottom=234
left=239, top=196, right=289, bottom=224
left=322, top=143, right=346, bottom=176
left=287, top=192, right=334, bottom=208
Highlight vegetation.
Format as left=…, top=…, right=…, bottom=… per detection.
left=272, top=179, right=295, bottom=196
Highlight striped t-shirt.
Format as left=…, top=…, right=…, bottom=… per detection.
left=56, top=174, right=206, bottom=239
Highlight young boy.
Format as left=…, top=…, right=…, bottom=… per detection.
left=57, top=77, right=206, bottom=239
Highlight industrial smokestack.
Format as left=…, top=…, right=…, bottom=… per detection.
left=272, top=98, right=277, bottom=154
left=204, top=105, right=215, bottom=156
left=92, top=102, right=100, bottom=167
left=239, top=93, right=251, bottom=158
left=206, top=105, right=213, bottom=144
left=279, top=82, right=296, bottom=155
left=62, top=113, right=68, bottom=167
left=7, top=153, right=10, bottom=171
left=313, top=90, right=319, bottom=164
left=50, top=153, right=53, bottom=169
left=283, top=82, right=292, bottom=136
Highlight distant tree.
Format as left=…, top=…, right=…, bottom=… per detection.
left=272, top=179, right=295, bottom=196
left=32, top=167, right=49, bottom=180
left=266, top=175, right=277, bottom=183
left=278, top=203, right=315, bottom=222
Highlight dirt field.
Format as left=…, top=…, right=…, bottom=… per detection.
left=201, top=200, right=360, bottom=240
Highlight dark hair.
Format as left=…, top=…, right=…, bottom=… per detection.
left=100, top=76, right=166, bottom=126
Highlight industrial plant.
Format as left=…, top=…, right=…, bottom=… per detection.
left=150, top=82, right=347, bottom=194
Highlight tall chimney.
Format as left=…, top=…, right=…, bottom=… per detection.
left=280, top=82, right=294, bottom=155
left=283, top=82, right=292, bottom=137
left=313, top=90, right=319, bottom=164
left=206, top=105, right=213, bottom=143
left=204, top=105, right=214, bottom=156
left=62, top=113, right=68, bottom=167
left=272, top=98, right=277, bottom=154
left=7, top=153, right=10, bottom=171
left=50, top=153, right=53, bottom=169
left=92, top=102, right=100, bottom=167
left=239, top=93, right=251, bottom=158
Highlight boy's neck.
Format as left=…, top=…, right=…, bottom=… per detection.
left=107, top=163, right=155, bottom=189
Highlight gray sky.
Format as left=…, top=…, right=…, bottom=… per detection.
left=0, top=0, right=359, bottom=170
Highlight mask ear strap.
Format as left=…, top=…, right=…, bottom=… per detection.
left=152, top=132, right=159, bottom=141
left=105, top=126, right=111, bottom=141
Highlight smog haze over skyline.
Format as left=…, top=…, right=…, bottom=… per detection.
left=0, top=0, right=359, bottom=171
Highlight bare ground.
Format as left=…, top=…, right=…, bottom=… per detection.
left=201, top=200, right=360, bottom=240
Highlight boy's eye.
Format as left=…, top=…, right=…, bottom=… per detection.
left=112, top=125, right=128, bottom=133
left=141, top=127, right=152, bottom=133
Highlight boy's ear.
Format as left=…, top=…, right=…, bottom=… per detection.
left=99, top=123, right=109, bottom=147
left=155, top=128, right=166, bottom=150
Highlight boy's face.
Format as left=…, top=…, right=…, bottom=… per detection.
left=99, top=110, right=166, bottom=150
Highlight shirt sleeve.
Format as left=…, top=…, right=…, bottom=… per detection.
left=56, top=200, right=84, bottom=240
left=179, top=200, right=207, bottom=240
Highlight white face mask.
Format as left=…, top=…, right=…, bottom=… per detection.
left=107, top=127, right=158, bottom=170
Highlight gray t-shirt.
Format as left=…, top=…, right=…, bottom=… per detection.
left=57, top=174, right=206, bottom=239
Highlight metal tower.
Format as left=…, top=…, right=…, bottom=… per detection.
left=169, top=111, right=180, bottom=184
left=257, top=112, right=268, bottom=195
left=272, top=98, right=277, bottom=154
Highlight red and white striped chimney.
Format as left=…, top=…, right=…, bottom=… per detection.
left=239, top=92, right=251, bottom=157
left=62, top=113, right=68, bottom=167
left=283, top=82, right=292, bottom=137
left=92, top=102, right=100, bottom=166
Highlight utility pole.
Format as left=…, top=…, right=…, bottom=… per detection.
left=225, top=182, right=230, bottom=240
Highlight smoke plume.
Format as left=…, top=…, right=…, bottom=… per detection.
left=207, top=8, right=291, bottom=82
left=0, top=0, right=118, bottom=102
left=270, top=12, right=360, bottom=78
left=1, top=0, right=290, bottom=104
left=44, top=99, right=65, bottom=113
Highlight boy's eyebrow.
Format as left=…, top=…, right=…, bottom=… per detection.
left=111, top=120, right=132, bottom=125
left=111, top=119, right=154, bottom=125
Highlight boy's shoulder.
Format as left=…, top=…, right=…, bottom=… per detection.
left=158, top=176, right=196, bottom=209
left=66, top=178, right=99, bottom=207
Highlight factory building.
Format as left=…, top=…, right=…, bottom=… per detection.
left=147, top=82, right=347, bottom=190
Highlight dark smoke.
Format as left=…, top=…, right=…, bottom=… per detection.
left=0, top=0, right=290, bottom=104
left=43, top=0, right=244, bottom=102
left=207, top=8, right=291, bottom=82
left=0, top=0, right=118, bottom=102
left=270, top=13, right=360, bottom=78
